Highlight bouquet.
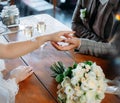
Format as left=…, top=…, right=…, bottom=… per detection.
left=50, top=61, right=108, bottom=103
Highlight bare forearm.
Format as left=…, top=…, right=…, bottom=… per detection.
left=0, top=31, right=73, bottom=59
left=4, top=40, right=38, bottom=58
left=0, top=35, right=51, bottom=59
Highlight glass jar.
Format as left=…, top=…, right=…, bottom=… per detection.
left=1, top=5, right=20, bottom=27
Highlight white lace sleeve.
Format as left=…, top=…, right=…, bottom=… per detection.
left=0, top=78, right=19, bottom=103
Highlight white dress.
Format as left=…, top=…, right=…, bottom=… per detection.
left=0, top=59, right=19, bottom=103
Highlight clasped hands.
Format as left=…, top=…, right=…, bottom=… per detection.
left=51, top=31, right=81, bottom=51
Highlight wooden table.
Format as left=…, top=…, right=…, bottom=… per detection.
left=1, top=14, right=120, bottom=103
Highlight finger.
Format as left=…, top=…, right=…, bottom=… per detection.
left=59, top=31, right=75, bottom=36
left=51, top=42, right=71, bottom=51
left=64, top=39, right=74, bottom=44
left=59, top=37, right=66, bottom=42
left=58, top=34, right=73, bottom=42
left=51, top=42, right=64, bottom=50
left=64, top=31, right=75, bottom=35
left=51, top=41, right=59, bottom=46
left=27, top=71, right=33, bottom=77
left=62, top=45, right=75, bottom=50
left=56, top=44, right=74, bottom=50
left=26, top=67, right=33, bottom=72
left=61, top=31, right=75, bottom=34
left=64, top=34, right=75, bottom=39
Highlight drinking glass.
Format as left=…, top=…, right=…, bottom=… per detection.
left=37, top=21, right=46, bottom=34
left=24, top=25, right=34, bottom=40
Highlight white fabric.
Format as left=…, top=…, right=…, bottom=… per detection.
left=0, top=86, right=9, bottom=103
left=0, top=59, right=19, bottom=103
left=0, top=59, right=6, bottom=71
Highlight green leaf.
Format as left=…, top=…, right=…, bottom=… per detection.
left=54, top=63, right=63, bottom=73
left=63, top=67, right=72, bottom=78
left=57, top=97, right=66, bottom=103
left=57, top=61, right=66, bottom=72
left=50, top=61, right=66, bottom=76
left=73, top=62, right=78, bottom=69
left=84, top=61, right=93, bottom=66
left=51, top=73, right=58, bottom=78
left=50, top=65, right=60, bottom=74
left=55, top=74, right=64, bottom=83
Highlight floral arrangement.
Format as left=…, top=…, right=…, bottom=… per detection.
left=50, top=61, right=107, bottom=103
left=80, top=8, right=87, bottom=20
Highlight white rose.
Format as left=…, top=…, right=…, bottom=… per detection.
left=96, top=90, right=105, bottom=100
left=65, top=85, right=74, bottom=97
left=58, top=92, right=66, bottom=100
left=88, top=71, right=96, bottom=78
left=80, top=94, right=87, bottom=103
left=86, top=90, right=96, bottom=103
left=71, top=77, right=80, bottom=86
left=85, top=72, right=96, bottom=81
left=61, top=77, right=71, bottom=87
left=97, top=67, right=105, bottom=77
left=91, top=63, right=105, bottom=78
left=82, top=76, right=97, bottom=90
left=72, top=67, right=85, bottom=78
left=87, top=77, right=98, bottom=90
left=74, top=85, right=80, bottom=90
left=81, top=77, right=86, bottom=83
left=98, top=79, right=107, bottom=92
left=85, top=64, right=91, bottom=72
left=66, top=99, right=75, bottom=103
left=91, top=62, right=97, bottom=68
left=75, top=89, right=84, bottom=97
left=79, top=63, right=85, bottom=67
left=81, top=83, right=89, bottom=91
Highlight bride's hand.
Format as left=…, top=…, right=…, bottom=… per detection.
left=49, top=31, right=75, bottom=42
left=9, top=66, right=33, bottom=84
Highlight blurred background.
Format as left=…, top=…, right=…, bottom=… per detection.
left=0, top=0, right=77, bottom=28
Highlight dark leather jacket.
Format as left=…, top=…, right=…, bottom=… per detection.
left=72, top=0, right=120, bottom=57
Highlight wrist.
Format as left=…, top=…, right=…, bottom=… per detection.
left=36, top=35, right=50, bottom=47
left=74, top=39, right=81, bottom=52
